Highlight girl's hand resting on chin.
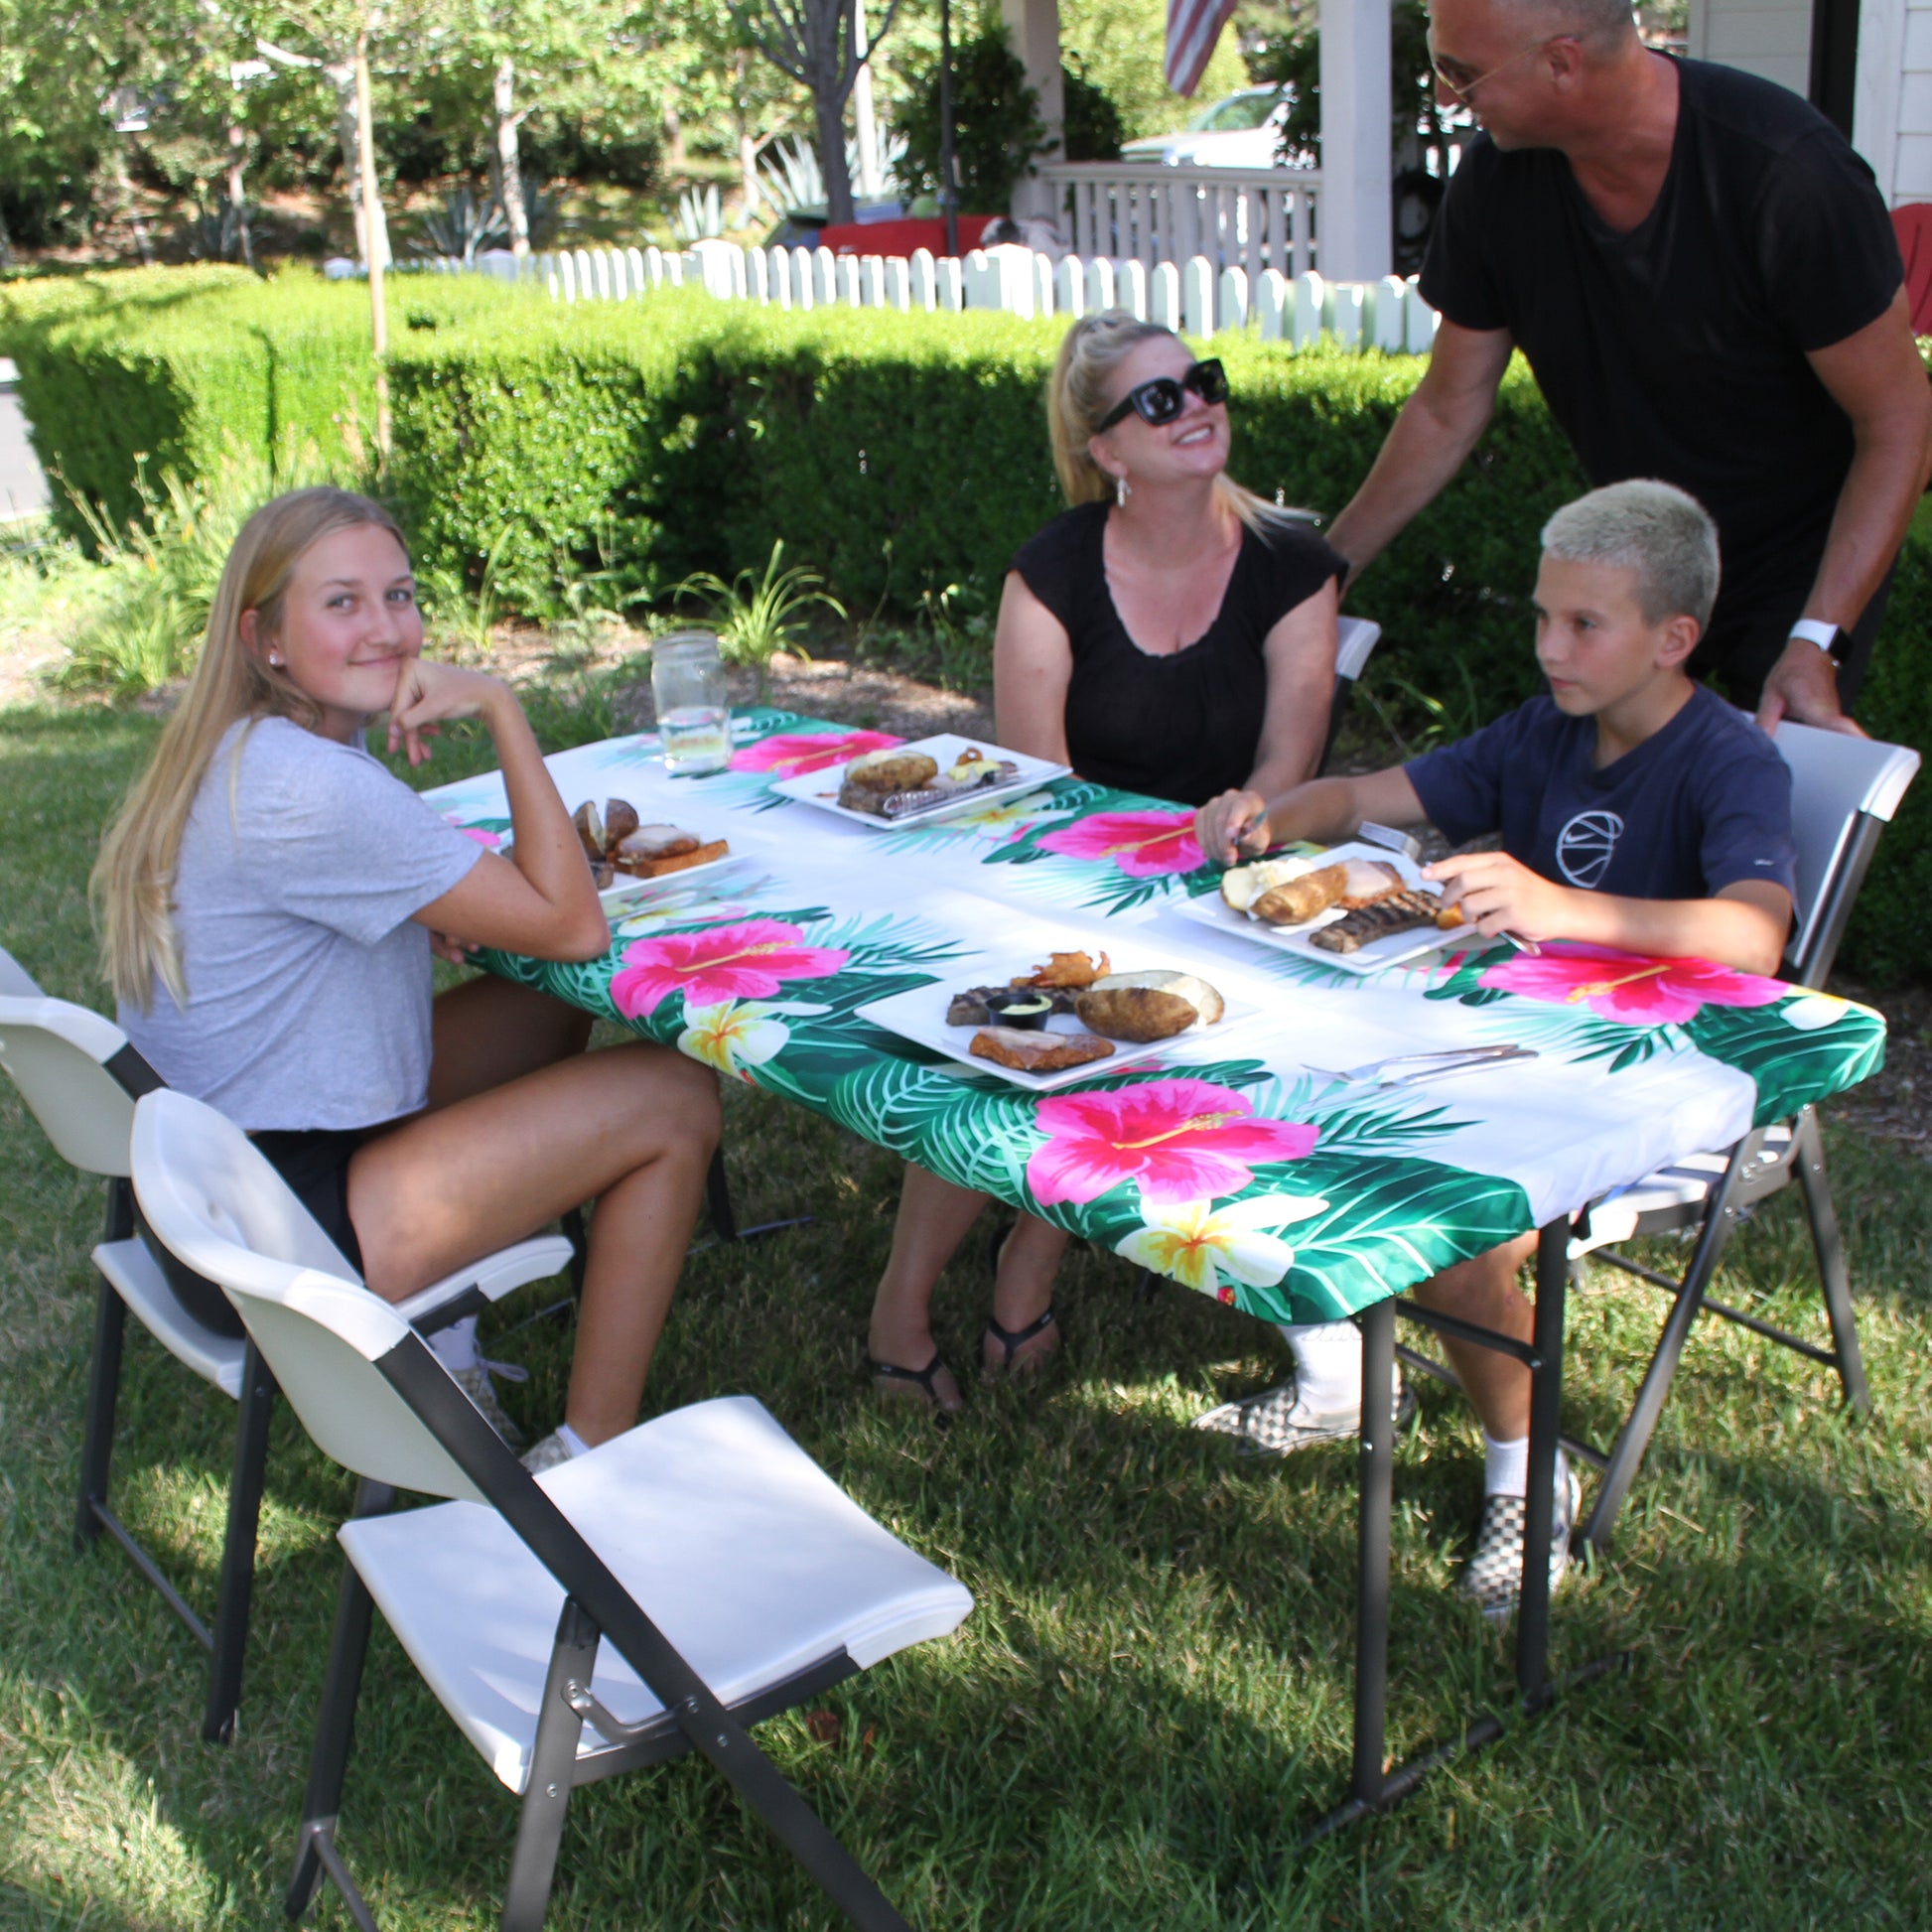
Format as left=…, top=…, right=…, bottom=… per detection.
left=1194, top=788, right=1272, bottom=867
left=385, top=659, right=511, bottom=767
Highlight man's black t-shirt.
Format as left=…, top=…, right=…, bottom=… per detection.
left=1420, top=58, right=1902, bottom=689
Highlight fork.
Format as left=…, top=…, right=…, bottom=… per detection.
left=1305, top=1044, right=1540, bottom=1087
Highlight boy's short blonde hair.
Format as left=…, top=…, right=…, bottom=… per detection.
left=1540, top=480, right=1721, bottom=630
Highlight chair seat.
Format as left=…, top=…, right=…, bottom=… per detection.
left=93, top=1237, right=247, bottom=1399
left=339, top=1395, right=974, bottom=1794
left=392, top=1233, right=577, bottom=1327
left=1572, top=1124, right=1795, bottom=1257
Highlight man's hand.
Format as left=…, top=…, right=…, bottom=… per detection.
left=386, top=659, right=509, bottom=766
left=1195, top=788, right=1271, bottom=867
left=1426, top=850, right=1578, bottom=941
left=1755, top=637, right=1867, bottom=738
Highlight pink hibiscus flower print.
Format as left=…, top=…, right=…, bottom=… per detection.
left=729, top=729, right=902, bottom=777
left=1478, top=941, right=1786, bottom=1026
left=1036, top=808, right=1204, bottom=880
left=612, top=919, right=850, bottom=1018
left=1028, top=1078, right=1318, bottom=1207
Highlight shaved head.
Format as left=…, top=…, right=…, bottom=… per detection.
left=1477, top=0, right=1638, bottom=40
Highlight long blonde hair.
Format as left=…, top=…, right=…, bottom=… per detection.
left=93, top=486, right=409, bottom=1012
left=1046, top=310, right=1293, bottom=533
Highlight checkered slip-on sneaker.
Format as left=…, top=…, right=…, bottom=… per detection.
left=1193, top=1374, right=1418, bottom=1458
left=451, top=1360, right=528, bottom=1449
left=519, top=1429, right=576, bottom=1475
left=1457, top=1461, right=1583, bottom=1620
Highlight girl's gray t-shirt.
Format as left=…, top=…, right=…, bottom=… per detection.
left=122, top=716, right=483, bottom=1132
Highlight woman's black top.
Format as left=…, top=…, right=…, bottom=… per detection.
left=1009, top=501, right=1345, bottom=808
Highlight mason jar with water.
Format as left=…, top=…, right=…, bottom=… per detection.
left=651, top=629, right=731, bottom=776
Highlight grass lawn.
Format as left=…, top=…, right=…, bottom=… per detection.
left=1, top=695, right=1929, bottom=1931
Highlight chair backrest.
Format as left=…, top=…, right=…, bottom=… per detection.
left=0, top=945, right=43, bottom=999
left=0, top=990, right=142, bottom=1178
left=1335, top=615, right=1381, bottom=684
left=1772, top=720, right=1920, bottom=986
left=130, top=1089, right=487, bottom=1504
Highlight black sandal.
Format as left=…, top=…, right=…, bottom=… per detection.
left=868, top=1353, right=963, bottom=1420
left=981, top=1306, right=1058, bottom=1379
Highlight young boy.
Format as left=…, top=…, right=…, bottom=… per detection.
left=1194, top=479, right=1798, bottom=1614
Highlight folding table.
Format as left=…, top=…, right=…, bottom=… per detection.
left=426, top=706, right=1885, bottom=1833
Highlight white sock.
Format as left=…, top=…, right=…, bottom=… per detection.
left=1484, top=1434, right=1570, bottom=1504
left=554, top=1422, right=590, bottom=1459
left=429, top=1314, right=481, bottom=1375
left=1276, top=1318, right=1362, bottom=1415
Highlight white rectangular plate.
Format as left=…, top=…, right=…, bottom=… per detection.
left=769, top=732, right=1069, bottom=829
left=857, top=959, right=1264, bottom=1092
left=1174, top=841, right=1477, bottom=975
left=507, top=818, right=743, bottom=904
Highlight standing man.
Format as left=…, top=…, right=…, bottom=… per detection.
left=1326, top=0, right=1932, bottom=734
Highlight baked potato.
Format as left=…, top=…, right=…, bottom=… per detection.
left=1073, top=969, right=1224, bottom=1042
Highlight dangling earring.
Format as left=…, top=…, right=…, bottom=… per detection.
left=1116, top=473, right=1131, bottom=507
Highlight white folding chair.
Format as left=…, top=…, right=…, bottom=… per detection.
left=1557, top=725, right=1916, bottom=1549
left=1321, top=614, right=1383, bottom=771
left=130, top=1088, right=972, bottom=1932
left=0, top=949, right=574, bottom=1743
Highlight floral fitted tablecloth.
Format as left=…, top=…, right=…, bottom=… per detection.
left=424, top=709, right=1885, bottom=1326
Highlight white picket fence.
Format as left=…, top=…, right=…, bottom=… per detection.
left=452, top=239, right=1439, bottom=354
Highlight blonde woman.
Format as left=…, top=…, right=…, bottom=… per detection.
left=869, top=313, right=1378, bottom=1445
left=95, top=487, right=721, bottom=1471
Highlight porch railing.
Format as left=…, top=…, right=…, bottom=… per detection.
left=1035, top=160, right=1320, bottom=281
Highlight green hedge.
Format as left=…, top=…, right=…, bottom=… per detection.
left=0, top=268, right=537, bottom=541
left=9, top=268, right=1926, bottom=982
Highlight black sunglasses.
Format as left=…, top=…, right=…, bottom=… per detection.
left=1096, top=358, right=1230, bottom=432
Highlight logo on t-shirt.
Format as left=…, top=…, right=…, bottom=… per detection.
left=1556, top=809, right=1623, bottom=890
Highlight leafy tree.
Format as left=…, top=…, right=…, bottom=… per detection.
left=1056, top=0, right=1248, bottom=143
left=892, top=20, right=1046, bottom=212
left=735, top=0, right=903, bottom=225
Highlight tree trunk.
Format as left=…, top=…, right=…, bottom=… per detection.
left=226, top=119, right=255, bottom=270
left=812, top=81, right=855, bottom=225
left=331, top=60, right=391, bottom=267
left=490, top=55, right=530, bottom=255
left=0, top=200, right=14, bottom=273
left=663, top=98, right=686, bottom=170
left=110, top=141, right=154, bottom=265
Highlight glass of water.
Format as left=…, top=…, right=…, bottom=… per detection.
left=650, top=629, right=730, bottom=776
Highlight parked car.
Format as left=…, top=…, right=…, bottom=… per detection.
left=1120, top=88, right=1298, bottom=170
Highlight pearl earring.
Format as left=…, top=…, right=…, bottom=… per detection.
left=268, top=654, right=283, bottom=667
left=1116, top=474, right=1131, bottom=507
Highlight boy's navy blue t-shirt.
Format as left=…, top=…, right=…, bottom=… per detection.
left=1405, top=684, right=1798, bottom=903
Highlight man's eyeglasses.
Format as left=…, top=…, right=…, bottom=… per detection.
left=1428, top=33, right=1574, bottom=102
left=1096, top=358, right=1230, bottom=433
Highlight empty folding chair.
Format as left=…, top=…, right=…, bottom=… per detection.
left=1400, top=725, right=1918, bottom=1553
left=130, top=1087, right=973, bottom=1932
left=0, top=950, right=573, bottom=1743
left=1322, top=615, right=1383, bottom=770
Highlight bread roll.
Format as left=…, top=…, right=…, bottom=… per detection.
left=602, top=799, right=640, bottom=849
left=1252, top=864, right=1347, bottom=926
left=572, top=800, right=606, bottom=862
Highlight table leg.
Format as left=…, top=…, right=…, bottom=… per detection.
left=1350, top=1296, right=1395, bottom=1807
left=1517, top=1216, right=1570, bottom=1711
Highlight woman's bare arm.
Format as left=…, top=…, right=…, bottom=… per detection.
left=1242, top=577, right=1339, bottom=801
left=992, top=572, right=1074, bottom=764
left=393, top=661, right=610, bottom=961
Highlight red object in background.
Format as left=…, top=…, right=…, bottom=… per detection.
left=1892, top=204, right=1932, bottom=335
left=818, top=214, right=1000, bottom=259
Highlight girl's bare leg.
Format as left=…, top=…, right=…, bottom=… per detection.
left=1409, top=1232, right=1539, bottom=1443
left=868, top=1165, right=1068, bottom=1394
left=348, top=1041, right=721, bottom=1445
left=427, top=974, right=594, bottom=1111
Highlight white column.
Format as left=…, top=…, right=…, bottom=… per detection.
left=852, top=0, right=884, bottom=200
left=1002, top=0, right=1065, bottom=221
left=1317, top=0, right=1392, bottom=280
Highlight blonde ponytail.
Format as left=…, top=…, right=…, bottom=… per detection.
left=92, top=486, right=407, bottom=1012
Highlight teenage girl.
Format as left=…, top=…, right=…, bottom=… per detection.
left=95, top=487, right=722, bottom=1470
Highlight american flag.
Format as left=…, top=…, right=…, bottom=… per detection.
left=1166, top=0, right=1240, bottom=94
